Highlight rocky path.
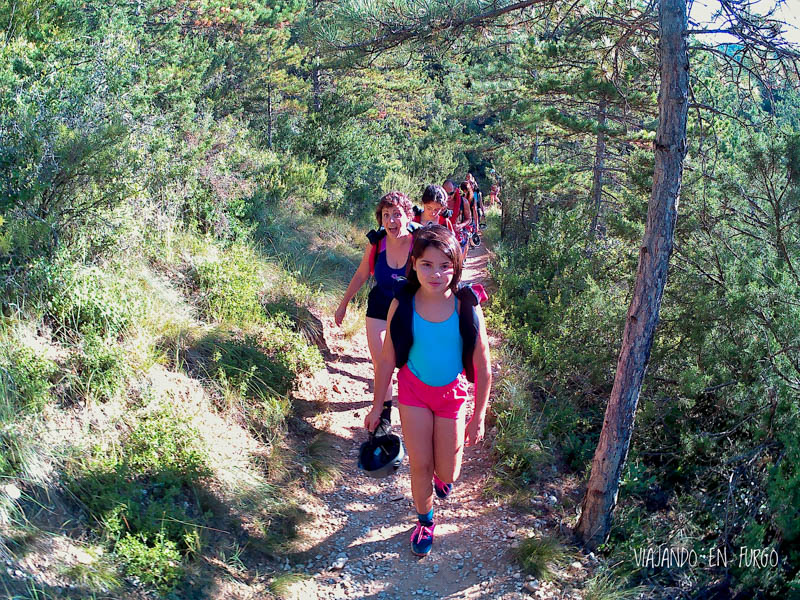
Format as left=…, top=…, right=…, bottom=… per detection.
left=283, top=243, right=576, bottom=600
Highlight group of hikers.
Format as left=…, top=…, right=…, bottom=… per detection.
left=334, top=175, right=499, bottom=557
left=419, top=175, right=500, bottom=263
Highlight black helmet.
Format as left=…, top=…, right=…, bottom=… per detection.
left=471, top=232, right=481, bottom=246
left=358, top=432, right=404, bottom=478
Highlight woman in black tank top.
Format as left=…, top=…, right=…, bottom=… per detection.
left=334, top=192, right=415, bottom=434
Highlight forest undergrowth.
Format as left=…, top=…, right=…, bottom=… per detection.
left=0, top=204, right=377, bottom=598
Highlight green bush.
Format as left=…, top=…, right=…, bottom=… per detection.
left=65, top=406, right=211, bottom=592
left=259, top=315, right=323, bottom=379
left=192, top=247, right=265, bottom=325
left=248, top=149, right=329, bottom=214
left=2, top=345, right=58, bottom=412
left=193, top=323, right=320, bottom=441
left=490, top=372, right=554, bottom=487
left=0, top=428, right=34, bottom=480
left=115, top=531, right=182, bottom=593
left=70, top=333, right=130, bottom=403
left=0, top=1, right=137, bottom=255
left=489, top=207, right=630, bottom=397
left=30, top=260, right=138, bottom=339
left=513, top=536, right=568, bottom=580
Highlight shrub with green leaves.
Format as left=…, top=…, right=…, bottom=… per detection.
left=65, top=407, right=211, bottom=592
left=193, top=322, right=320, bottom=443
left=489, top=207, right=631, bottom=397
left=259, top=315, right=323, bottom=379
left=192, top=247, right=265, bottom=325
left=1, top=345, right=58, bottom=412
left=70, top=333, right=130, bottom=402
left=114, top=531, right=182, bottom=593
left=30, top=260, right=138, bottom=339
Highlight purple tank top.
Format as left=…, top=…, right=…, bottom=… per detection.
left=374, top=238, right=410, bottom=296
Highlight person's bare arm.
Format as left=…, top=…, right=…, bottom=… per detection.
left=335, top=243, right=372, bottom=326
left=465, top=305, right=492, bottom=446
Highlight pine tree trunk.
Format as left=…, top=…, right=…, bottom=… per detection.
left=589, top=96, right=607, bottom=236
left=267, top=81, right=273, bottom=150
left=311, top=0, right=322, bottom=112
left=312, top=67, right=322, bottom=112
left=500, top=175, right=507, bottom=240
left=574, top=0, right=689, bottom=550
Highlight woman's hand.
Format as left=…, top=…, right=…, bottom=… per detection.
left=465, top=415, right=485, bottom=446
left=334, top=303, right=347, bottom=327
left=364, top=405, right=384, bottom=432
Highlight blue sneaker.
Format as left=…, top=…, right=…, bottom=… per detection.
left=434, top=474, right=453, bottom=499
left=410, top=521, right=435, bottom=556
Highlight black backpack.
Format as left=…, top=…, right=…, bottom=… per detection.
left=390, top=281, right=487, bottom=383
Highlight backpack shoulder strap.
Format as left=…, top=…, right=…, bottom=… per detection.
left=367, top=228, right=387, bottom=275
left=390, top=282, right=415, bottom=368
left=456, top=282, right=487, bottom=305
left=455, top=283, right=487, bottom=382
left=366, top=227, right=387, bottom=245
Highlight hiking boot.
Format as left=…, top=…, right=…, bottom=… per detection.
left=410, top=521, right=435, bottom=556
left=433, top=474, right=453, bottom=500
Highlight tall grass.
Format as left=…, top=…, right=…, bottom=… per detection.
left=0, top=196, right=363, bottom=597
left=513, top=536, right=569, bottom=580
left=486, top=351, right=554, bottom=494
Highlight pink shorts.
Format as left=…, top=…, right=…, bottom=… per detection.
left=397, top=365, right=470, bottom=420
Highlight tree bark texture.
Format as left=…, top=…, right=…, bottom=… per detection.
left=575, top=0, right=689, bottom=550
left=589, top=96, right=607, bottom=236
left=267, top=81, right=273, bottom=149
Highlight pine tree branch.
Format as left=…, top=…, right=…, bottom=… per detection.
left=328, top=0, right=550, bottom=54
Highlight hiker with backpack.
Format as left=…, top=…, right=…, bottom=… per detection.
left=335, top=191, right=419, bottom=434
left=466, top=173, right=485, bottom=228
left=442, top=180, right=463, bottom=229
left=459, top=180, right=479, bottom=262
left=364, top=225, right=492, bottom=556
left=441, top=179, right=470, bottom=262
left=413, top=184, right=456, bottom=234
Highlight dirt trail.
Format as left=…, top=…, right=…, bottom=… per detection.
left=285, top=244, right=577, bottom=600
left=288, top=247, right=528, bottom=599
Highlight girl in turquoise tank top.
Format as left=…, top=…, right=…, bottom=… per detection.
left=365, top=225, right=492, bottom=557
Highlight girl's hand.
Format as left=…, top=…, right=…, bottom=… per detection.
left=465, top=416, right=485, bottom=446
left=334, top=303, right=347, bottom=327
left=364, top=405, right=384, bottom=432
